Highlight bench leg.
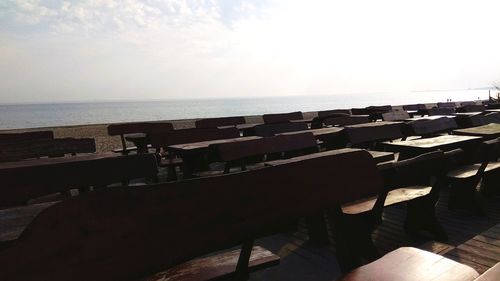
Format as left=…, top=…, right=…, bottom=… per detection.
left=448, top=178, right=484, bottom=215
left=405, top=195, right=448, bottom=241
left=305, top=210, right=330, bottom=245
left=329, top=208, right=380, bottom=273
left=234, top=239, right=254, bottom=281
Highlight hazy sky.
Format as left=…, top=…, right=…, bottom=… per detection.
left=1, top=0, right=500, bottom=103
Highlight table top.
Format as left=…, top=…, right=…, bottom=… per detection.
left=168, top=136, right=261, bottom=153
left=453, top=123, right=500, bottom=137
left=485, top=109, right=500, bottom=113
left=345, top=121, right=403, bottom=128
left=404, top=115, right=455, bottom=122
left=384, top=135, right=481, bottom=149
left=264, top=148, right=394, bottom=166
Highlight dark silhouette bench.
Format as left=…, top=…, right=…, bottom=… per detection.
left=0, top=138, right=96, bottom=162
left=0, top=149, right=383, bottom=281
left=107, top=121, right=174, bottom=154
left=195, top=116, right=246, bottom=128
left=0, top=130, right=53, bottom=145
left=262, top=111, right=303, bottom=124
left=253, top=121, right=309, bottom=137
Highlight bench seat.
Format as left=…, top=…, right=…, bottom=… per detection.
left=447, top=162, right=500, bottom=179
left=339, top=247, right=479, bottom=281
left=143, top=246, right=279, bottom=281
left=341, top=186, right=431, bottom=215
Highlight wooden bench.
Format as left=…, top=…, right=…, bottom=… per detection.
left=339, top=247, right=481, bottom=281
left=0, top=130, right=53, bottom=145
left=457, top=104, right=486, bottom=113
left=149, top=127, right=240, bottom=180
left=345, top=121, right=404, bottom=149
left=438, top=102, right=457, bottom=109
left=317, top=109, right=352, bottom=118
left=107, top=121, right=174, bottom=154
left=0, top=149, right=384, bottom=281
left=0, top=153, right=158, bottom=209
left=382, top=110, right=410, bottom=121
left=447, top=137, right=500, bottom=211
left=262, top=111, right=304, bottom=124
left=333, top=150, right=458, bottom=272
left=207, top=132, right=319, bottom=174
left=0, top=138, right=96, bottom=162
left=195, top=116, right=246, bottom=128
left=404, top=117, right=458, bottom=137
left=253, top=122, right=309, bottom=137
left=323, top=115, right=371, bottom=127
left=429, top=107, right=456, bottom=116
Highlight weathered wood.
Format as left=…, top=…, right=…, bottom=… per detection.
left=143, top=246, right=279, bottom=281
left=475, top=262, right=500, bottom=281
left=195, top=116, right=246, bottom=128
left=438, top=102, right=457, bottom=109
left=317, top=109, right=351, bottom=117
left=382, top=110, right=410, bottom=121
left=324, top=115, right=371, bottom=127
left=406, top=117, right=457, bottom=137
left=262, top=111, right=303, bottom=124
left=0, top=149, right=383, bottom=281
left=403, top=104, right=426, bottom=111
left=454, top=123, right=500, bottom=139
left=429, top=107, right=456, bottom=116
left=345, top=121, right=403, bottom=147
left=253, top=122, right=309, bottom=137
left=0, top=138, right=96, bottom=162
left=456, top=104, right=486, bottom=113
left=150, top=127, right=241, bottom=150
left=108, top=122, right=174, bottom=154
left=0, top=153, right=158, bottom=208
left=0, top=131, right=53, bottom=145
left=339, top=247, right=479, bottom=281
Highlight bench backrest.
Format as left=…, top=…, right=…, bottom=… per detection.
left=262, top=111, right=303, bottom=124
left=345, top=122, right=404, bottom=147
left=382, top=110, right=410, bottom=121
left=317, top=109, right=352, bottom=118
left=253, top=122, right=309, bottom=137
left=428, top=107, right=455, bottom=116
left=456, top=104, right=485, bottom=113
left=107, top=122, right=174, bottom=136
left=437, top=102, right=456, bottom=109
left=0, top=131, right=54, bottom=145
left=0, top=153, right=158, bottom=208
left=0, top=150, right=382, bottom=281
left=406, top=117, right=458, bottom=136
left=0, top=138, right=96, bottom=162
left=149, top=127, right=240, bottom=149
left=210, top=132, right=318, bottom=166
left=402, top=104, right=426, bottom=111
left=324, top=115, right=371, bottom=127
left=195, top=116, right=246, bottom=128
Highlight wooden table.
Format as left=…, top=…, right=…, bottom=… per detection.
left=453, top=123, right=500, bottom=139
left=280, top=127, right=347, bottom=148
left=124, top=133, right=148, bottom=153
left=265, top=148, right=395, bottom=166
left=167, top=136, right=261, bottom=178
left=383, top=135, right=482, bottom=160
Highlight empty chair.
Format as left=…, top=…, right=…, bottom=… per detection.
left=107, top=121, right=174, bottom=154
left=195, top=116, right=246, bottom=128
left=0, top=138, right=96, bottom=162
left=262, top=111, right=303, bottom=124
left=0, top=131, right=53, bottom=145
left=253, top=122, right=308, bottom=137
left=208, top=132, right=319, bottom=173
left=428, top=107, right=455, bottom=116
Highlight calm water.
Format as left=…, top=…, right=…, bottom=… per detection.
left=0, top=90, right=493, bottom=129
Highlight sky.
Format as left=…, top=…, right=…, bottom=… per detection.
left=1, top=0, right=500, bottom=103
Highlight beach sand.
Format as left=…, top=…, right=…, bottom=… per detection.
left=0, top=112, right=318, bottom=153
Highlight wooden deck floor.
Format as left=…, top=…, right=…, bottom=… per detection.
left=250, top=187, right=500, bottom=280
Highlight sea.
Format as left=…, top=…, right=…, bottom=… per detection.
left=0, top=90, right=495, bottom=130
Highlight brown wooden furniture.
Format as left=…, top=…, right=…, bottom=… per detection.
left=457, top=104, right=486, bottom=113
left=0, top=130, right=53, bottom=145
left=437, top=102, right=457, bottom=109
left=0, top=149, right=383, bottom=281
left=404, top=117, right=457, bottom=137
left=0, top=153, right=158, bottom=209
left=207, top=132, right=318, bottom=174
left=324, top=115, right=371, bottom=127
left=345, top=121, right=404, bottom=148
left=447, top=138, right=500, bottom=211
left=317, top=109, right=352, bottom=117
left=107, top=121, right=174, bottom=154
left=339, top=247, right=480, bottom=281
left=454, top=123, right=500, bottom=139
left=0, top=138, right=96, bottom=162
left=262, top=111, right=303, bottom=124
left=383, top=135, right=482, bottom=160
left=150, top=127, right=240, bottom=180
left=382, top=110, right=410, bottom=121
left=253, top=121, right=309, bottom=137
left=280, top=127, right=347, bottom=149
left=195, top=116, right=246, bottom=128
left=429, top=107, right=455, bottom=116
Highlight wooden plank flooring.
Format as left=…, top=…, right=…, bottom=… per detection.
left=251, top=187, right=500, bottom=280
